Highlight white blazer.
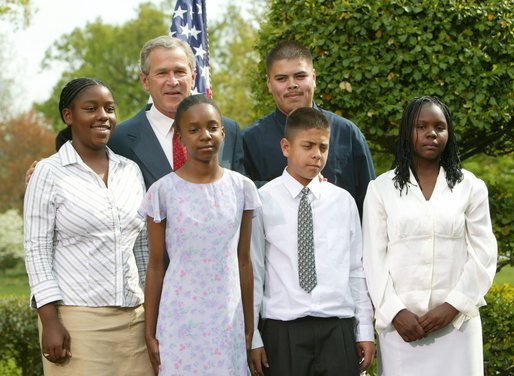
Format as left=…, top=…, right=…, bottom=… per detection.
left=362, top=168, right=497, bottom=333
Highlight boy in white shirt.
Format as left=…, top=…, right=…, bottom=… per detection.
left=249, top=107, right=375, bottom=376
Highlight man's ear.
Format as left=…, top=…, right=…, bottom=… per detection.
left=140, top=72, right=150, bottom=91
left=266, top=75, right=273, bottom=94
left=280, top=137, right=290, bottom=158
left=191, top=69, right=197, bottom=90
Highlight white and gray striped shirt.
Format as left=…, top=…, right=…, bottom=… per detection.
left=24, top=141, right=147, bottom=309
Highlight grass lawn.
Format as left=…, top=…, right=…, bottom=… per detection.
left=0, top=265, right=512, bottom=298
left=494, top=265, right=514, bottom=286
left=0, top=266, right=30, bottom=298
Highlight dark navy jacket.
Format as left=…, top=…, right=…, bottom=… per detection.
left=109, top=103, right=245, bottom=189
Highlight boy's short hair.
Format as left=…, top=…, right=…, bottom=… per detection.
left=285, top=107, right=330, bottom=140
left=265, top=40, right=313, bottom=74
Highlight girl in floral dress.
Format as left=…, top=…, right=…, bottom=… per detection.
left=141, top=94, right=260, bottom=375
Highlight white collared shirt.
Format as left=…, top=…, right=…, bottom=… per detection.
left=251, top=169, right=374, bottom=348
left=146, top=104, right=175, bottom=169
left=24, top=141, right=147, bottom=309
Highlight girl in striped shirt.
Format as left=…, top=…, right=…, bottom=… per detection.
left=24, top=78, right=153, bottom=375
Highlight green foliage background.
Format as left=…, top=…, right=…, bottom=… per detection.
left=1, top=284, right=512, bottom=375
left=253, top=0, right=513, bottom=159
left=35, top=3, right=170, bottom=129
left=0, top=210, right=23, bottom=273
left=254, top=0, right=514, bottom=269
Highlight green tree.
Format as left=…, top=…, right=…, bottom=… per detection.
left=35, top=2, right=170, bottom=129
left=0, top=35, right=14, bottom=121
left=0, top=0, right=32, bottom=120
left=209, top=3, right=263, bottom=126
left=256, top=0, right=514, bottom=270
left=0, top=210, right=23, bottom=273
left=255, top=0, right=513, bottom=158
left=0, top=0, right=31, bottom=27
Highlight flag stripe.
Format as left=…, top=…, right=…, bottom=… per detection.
left=170, top=0, right=212, bottom=98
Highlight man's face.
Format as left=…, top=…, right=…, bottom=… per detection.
left=266, top=58, right=316, bottom=115
left=140, top=47, right=196, bottom=118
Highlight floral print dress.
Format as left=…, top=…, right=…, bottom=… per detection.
left=140, top=170, right=260, bottom=375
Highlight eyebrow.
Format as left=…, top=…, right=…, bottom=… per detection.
left=273, top=70, right=309, bottom=78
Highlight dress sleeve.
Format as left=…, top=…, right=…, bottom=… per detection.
left=138, top=179, right=168, bottom=223
left=362, top=180, right=406, bottom=333
left=242, top=176, right=262, bottom=211
left=445, top=178, right=497, bottom=324
left=250, top=204, right=265, bottom=349
left=24, top=162, right=63, bottom=309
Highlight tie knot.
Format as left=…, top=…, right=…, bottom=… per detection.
left=301, top=187, right=310, bottom=197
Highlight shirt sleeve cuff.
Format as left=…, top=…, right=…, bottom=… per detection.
left=445, top=290, right=478, bottom=319
left=251, top=329, right=264, bottom=349
left=31, top=280, right=63, bottom=309
left=355, top=323, right=375, bottom=342
left=375, top=294, right=406, bottom=332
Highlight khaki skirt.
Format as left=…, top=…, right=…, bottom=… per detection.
left=38, top=305, right=153, bottom=376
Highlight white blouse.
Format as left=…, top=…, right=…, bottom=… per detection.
left=362, top=168, right=497, bottom=333
left=24, top=141, right=147, bottom=309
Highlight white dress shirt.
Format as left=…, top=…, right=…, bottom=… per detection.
left=362, top=168, right=497, bottom=333
left=24, top=141, right=147, bottom=309
left=251, top=169, right=374, bottom=348
left=146, top=104, right=175, bottom=169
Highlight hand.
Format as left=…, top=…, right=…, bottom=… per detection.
left=145, top=336, right=161, bottom=375
left=248, top=347, right=269, bottom=376
left=41, top=318, right=71, bottom=363
left=355, top=341, right=375, bottom=372
left=25, top=160, right=38, bottom=187
left=419, top=303, right=459, bottom=335
left=392, top=309, right=425, bottom=342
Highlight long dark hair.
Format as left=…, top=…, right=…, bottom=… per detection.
left=392, top=96, right=463, bottom=194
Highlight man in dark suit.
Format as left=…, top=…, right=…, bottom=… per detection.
left=109, top=35, right=244, bottom=189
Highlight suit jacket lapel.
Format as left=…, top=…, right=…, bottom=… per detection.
left=128, top=109, right=172, bottom=182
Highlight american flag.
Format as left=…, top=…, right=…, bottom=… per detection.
left=170, top=0, right=212, bottom=98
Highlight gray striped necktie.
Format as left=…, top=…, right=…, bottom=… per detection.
left=298, top=187, right=317, bottom=293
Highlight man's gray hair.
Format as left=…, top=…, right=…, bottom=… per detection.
left=139, top=35, right=196, bottom=75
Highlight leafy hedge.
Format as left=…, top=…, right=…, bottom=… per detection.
left=254, top=0, right=513, bottom=158
left=255, top=0, right=514, bottom=272
left=481, top=284, right=514, bottom=375
left=0, top=297, right=42, bottom=376
left=0, top=285, right=512, bottom=375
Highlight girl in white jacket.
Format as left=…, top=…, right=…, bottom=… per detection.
left=362, top=96, right=497, bottom=376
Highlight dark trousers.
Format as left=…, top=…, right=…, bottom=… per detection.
left=262, top=316, right=360, bottom=376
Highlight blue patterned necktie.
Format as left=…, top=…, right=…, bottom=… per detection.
left=298, top=187, right=317, bottom=293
